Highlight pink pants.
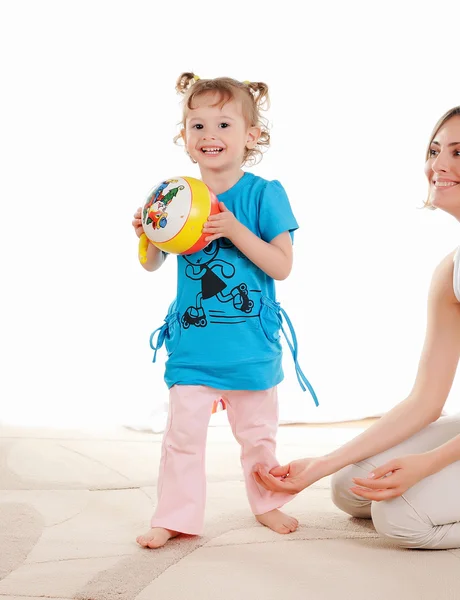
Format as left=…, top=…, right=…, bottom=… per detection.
left=151, top=384, right=295, bottom=535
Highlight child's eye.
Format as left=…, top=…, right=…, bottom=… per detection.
left=219, top=122, right=229, bottom=128
left=193, top=124, right=203, bottom=130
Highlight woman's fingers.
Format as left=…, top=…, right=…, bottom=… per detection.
left=350, top=486, right=400, bottom=501
left=269, top=464, right=290, bottom=478
left=252, top=470, right=268, bottom=489
left=253, top=466, right=298, bottom=494
left=252, top=468, right=284, bottom=491
left=351, top=475, right=395, bottom=489
left=367, top=460, right=398, bottom=480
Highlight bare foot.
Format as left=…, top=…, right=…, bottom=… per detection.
left=256, top=509, right=299, bottom=534
left=136, top=527, right=179, bottom=549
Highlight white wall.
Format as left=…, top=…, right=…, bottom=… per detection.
left=1, top=0, right=459, bottom=427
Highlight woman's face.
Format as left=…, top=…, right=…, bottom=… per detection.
left=425, top=115, right=460, bottom=218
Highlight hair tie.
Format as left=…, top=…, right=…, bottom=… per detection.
left=243, top=80, right=250, bottom=85
left=193, top=75, right=200, bottom=81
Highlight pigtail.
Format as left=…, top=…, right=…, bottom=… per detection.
left=244, top=81, right=270, bottom=111
left=241, top=81, right=270, bottom=162
left=175, top=72, right=199, bottom=95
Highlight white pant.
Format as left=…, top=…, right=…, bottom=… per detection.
left=331, top=415, right=460, bottom=549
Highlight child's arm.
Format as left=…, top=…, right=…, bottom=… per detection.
left=132, top=207, right=166, bottom=272
left=231, top=226, right=292, bottom=280
left=203, top=202, right=292, bottom=280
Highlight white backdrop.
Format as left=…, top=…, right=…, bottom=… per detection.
left=1, top=0, right=459, bottom=428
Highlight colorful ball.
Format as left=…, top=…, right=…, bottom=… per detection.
left=141, top=176, right=220, bottom=255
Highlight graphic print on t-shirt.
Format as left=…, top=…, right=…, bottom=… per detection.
left=181, top=240, right=254, bottom=329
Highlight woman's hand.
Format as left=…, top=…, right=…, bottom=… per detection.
left=253, top=457, right=331, bottom=494
left=132, top=207, right=144, bottom=238
left=350, top=453, right=432, bottom=501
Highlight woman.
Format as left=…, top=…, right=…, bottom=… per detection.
left=254, top=106, right=460, bottom=550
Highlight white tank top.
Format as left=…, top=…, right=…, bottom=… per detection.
left=454, top=247, right=460, bottom=302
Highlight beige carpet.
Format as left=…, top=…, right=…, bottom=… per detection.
left=1, top=423, right=460, bottom=600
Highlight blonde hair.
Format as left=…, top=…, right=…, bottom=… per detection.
left=174, top=72, right=270, bottom=166
left=424, top=106, right=460, bottom=208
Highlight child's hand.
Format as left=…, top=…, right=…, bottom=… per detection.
left=203, top=202, right=243, bottom=242
left=132, top=207, right=144, bottom=238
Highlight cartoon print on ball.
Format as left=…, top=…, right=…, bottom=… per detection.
left=143, top=179, right=184, bottom=231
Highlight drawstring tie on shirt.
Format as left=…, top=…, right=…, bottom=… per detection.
left=149, top=312, right=178, bottom=363
left=261, top=297, right=319, bottom=406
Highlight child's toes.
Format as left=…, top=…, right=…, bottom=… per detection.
left=285, top=517, right=299, bottom=532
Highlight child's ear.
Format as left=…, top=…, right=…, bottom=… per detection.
left=180, top=129, right=187, bottom=144
left=246, top=126, right=261, bottom=149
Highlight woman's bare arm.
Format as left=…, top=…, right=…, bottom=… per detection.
left=324, top=250, right=460, bottom=472
left=254, top=250, right=460, bottom=493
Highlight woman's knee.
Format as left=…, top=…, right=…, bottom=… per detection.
left=371, top=498, right=432, bottom=549
left=331, top=465, right=372, bottom=518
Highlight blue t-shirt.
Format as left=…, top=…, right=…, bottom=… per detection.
left=154, top=172, right=299, bottom=391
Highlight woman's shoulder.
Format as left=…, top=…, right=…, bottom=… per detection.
left=454, top=245, right=460, bottom=266
left=437, top=248, right=457, bottom=269
left=430, top=249, right=458, bottom=305
left=453, top=246, right=460, bottom=303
